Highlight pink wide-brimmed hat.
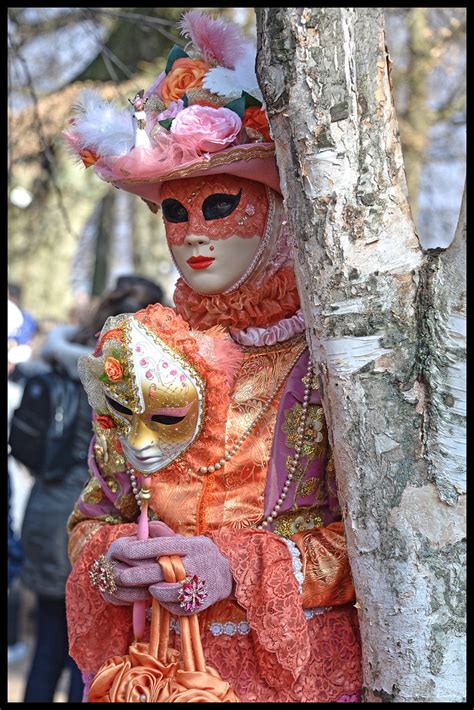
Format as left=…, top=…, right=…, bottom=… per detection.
left=64, top=11, right=281, bottom=209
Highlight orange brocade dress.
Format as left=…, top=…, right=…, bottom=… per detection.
left=66, top=335, right=362, bottom=702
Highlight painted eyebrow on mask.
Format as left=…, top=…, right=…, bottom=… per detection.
left=202, top=190, right=242, bottom=220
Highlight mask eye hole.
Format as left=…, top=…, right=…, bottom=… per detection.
left=151, top=414, right=186, bottom=425
left=105, top=394, right=133, bottom=417
left=162, top=198, right=189, bottom=223
left=202, top=190, right=242, bottom=221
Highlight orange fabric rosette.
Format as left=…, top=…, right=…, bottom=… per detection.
left=88, top=555, right=240, bottom=703
left=88, top=642, right=180, bottom=702
left=161, top=58, right=211, bottom=105
left=104, top=356, right=123, bottom=382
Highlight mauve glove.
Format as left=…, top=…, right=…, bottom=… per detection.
left=101, top=521, right=233, bottom=614
left=148, top=535, right=233, bottom=616
left=100, top=520, right=175, bottom=606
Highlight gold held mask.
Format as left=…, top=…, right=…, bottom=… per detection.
left=79, top=315, right=205, bottom=475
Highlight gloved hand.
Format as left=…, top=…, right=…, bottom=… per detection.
left=101, top=521, right=233, bottom=615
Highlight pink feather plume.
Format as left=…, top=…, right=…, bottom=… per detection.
left=179, top=10, right=245, bottom=69
left=212, top=337, right=243, bottom=390
left=196, top=326, right=243, bottom=390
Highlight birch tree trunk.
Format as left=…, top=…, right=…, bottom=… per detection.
left=256, top=7, right=466, bottom=702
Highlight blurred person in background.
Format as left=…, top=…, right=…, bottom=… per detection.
left=18, top=275, right=164, bottom=703
left=8, top=473, right=23, bottom=588
left=8, top=295, right=34, bottom=376
left=8, top=297, right=31, bottom=666
left=8, top=472, right=27, bottom=664
left=8, top=283, right=38, bottom=352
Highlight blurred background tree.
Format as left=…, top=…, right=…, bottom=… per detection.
left=8, top=7, right=465, bottom=323
left=384, top=7, right=465, bottom=244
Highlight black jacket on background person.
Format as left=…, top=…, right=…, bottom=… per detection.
left=19, top=325, right=93, bottom=599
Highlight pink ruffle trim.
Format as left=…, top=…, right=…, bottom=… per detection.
left=229, top=309, right=305, bottom=347
left=174, top=266, right=300, bottom=331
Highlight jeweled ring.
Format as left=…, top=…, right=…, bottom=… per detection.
left=177, top=575, right=208, bottom=612
left=89, top=554, right=118, bottom=594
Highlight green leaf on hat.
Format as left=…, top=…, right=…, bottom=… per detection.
left=99, top=373, right=110, bottom=383
left=223, top=95, right=246, bottom=119
left=182, top=93, right=189, bottom=108
left=165, top=45, right=189, bottom=74
left=242, top=91, right=262, bottom=108
left=159, top=118, right=173, bottom=130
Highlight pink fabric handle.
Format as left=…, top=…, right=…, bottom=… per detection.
left=133, top=476, right=151, bottom=639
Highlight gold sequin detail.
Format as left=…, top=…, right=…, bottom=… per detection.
left=297, top=476, right=318, bottom=498
left=273, top=507, right=324, bottom=539
left=302, top=372, right=320, bottom=390
left=116, top=493, right=140, bottom=519
left=282, top=402, right=327, bottom=463
left=93, top=423, right=126, bottom=474
left=281, top=400, right=329, bottom=508
left=103, top=514, right=127, bottom=525
left=83, top=478, right=104, bottom=505
left=104, top=477, right=119, bottom=493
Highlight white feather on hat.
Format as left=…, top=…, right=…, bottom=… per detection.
left=72, top=89, right=135, bottom=157
left=203, top=43, right=263, bottom=101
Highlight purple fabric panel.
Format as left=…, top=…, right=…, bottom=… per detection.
left=77, top=435, right=132, bottom=518
left=264, top=349, right=340, bottom=526
left=81, top=671, right=94, bottom=702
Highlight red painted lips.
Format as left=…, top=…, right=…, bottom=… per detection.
left=187, top=256, right=215, bottom=270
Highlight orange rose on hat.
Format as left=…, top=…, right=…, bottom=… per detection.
left=161, top=58, right=210, bottom=105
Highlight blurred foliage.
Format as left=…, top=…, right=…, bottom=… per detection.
left=73, top=8, right=187, bottom=82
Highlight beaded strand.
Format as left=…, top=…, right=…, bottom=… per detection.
left=257, top=357, right=313, bottom=530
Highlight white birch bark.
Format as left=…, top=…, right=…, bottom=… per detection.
left=256, top=7, right=465, bottom=702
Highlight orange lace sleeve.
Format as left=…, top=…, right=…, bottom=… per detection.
left=65, top=522, right=140, bottom=676
left=68, top=520, right=105, bottom=566
left=210, top=528, right=310, bottom=691
left=291, top=519, right=356, bottom=609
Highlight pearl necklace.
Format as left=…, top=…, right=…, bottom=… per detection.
left=127, top=348, right=314, bottom=519
left=257, top=356, right=313, bottom=530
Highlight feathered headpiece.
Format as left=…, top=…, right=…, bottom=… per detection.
left=63, top=10, right=280, bottom=207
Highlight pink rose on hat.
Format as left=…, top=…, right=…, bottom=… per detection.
left=170, top=105, right=241, bottom=154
